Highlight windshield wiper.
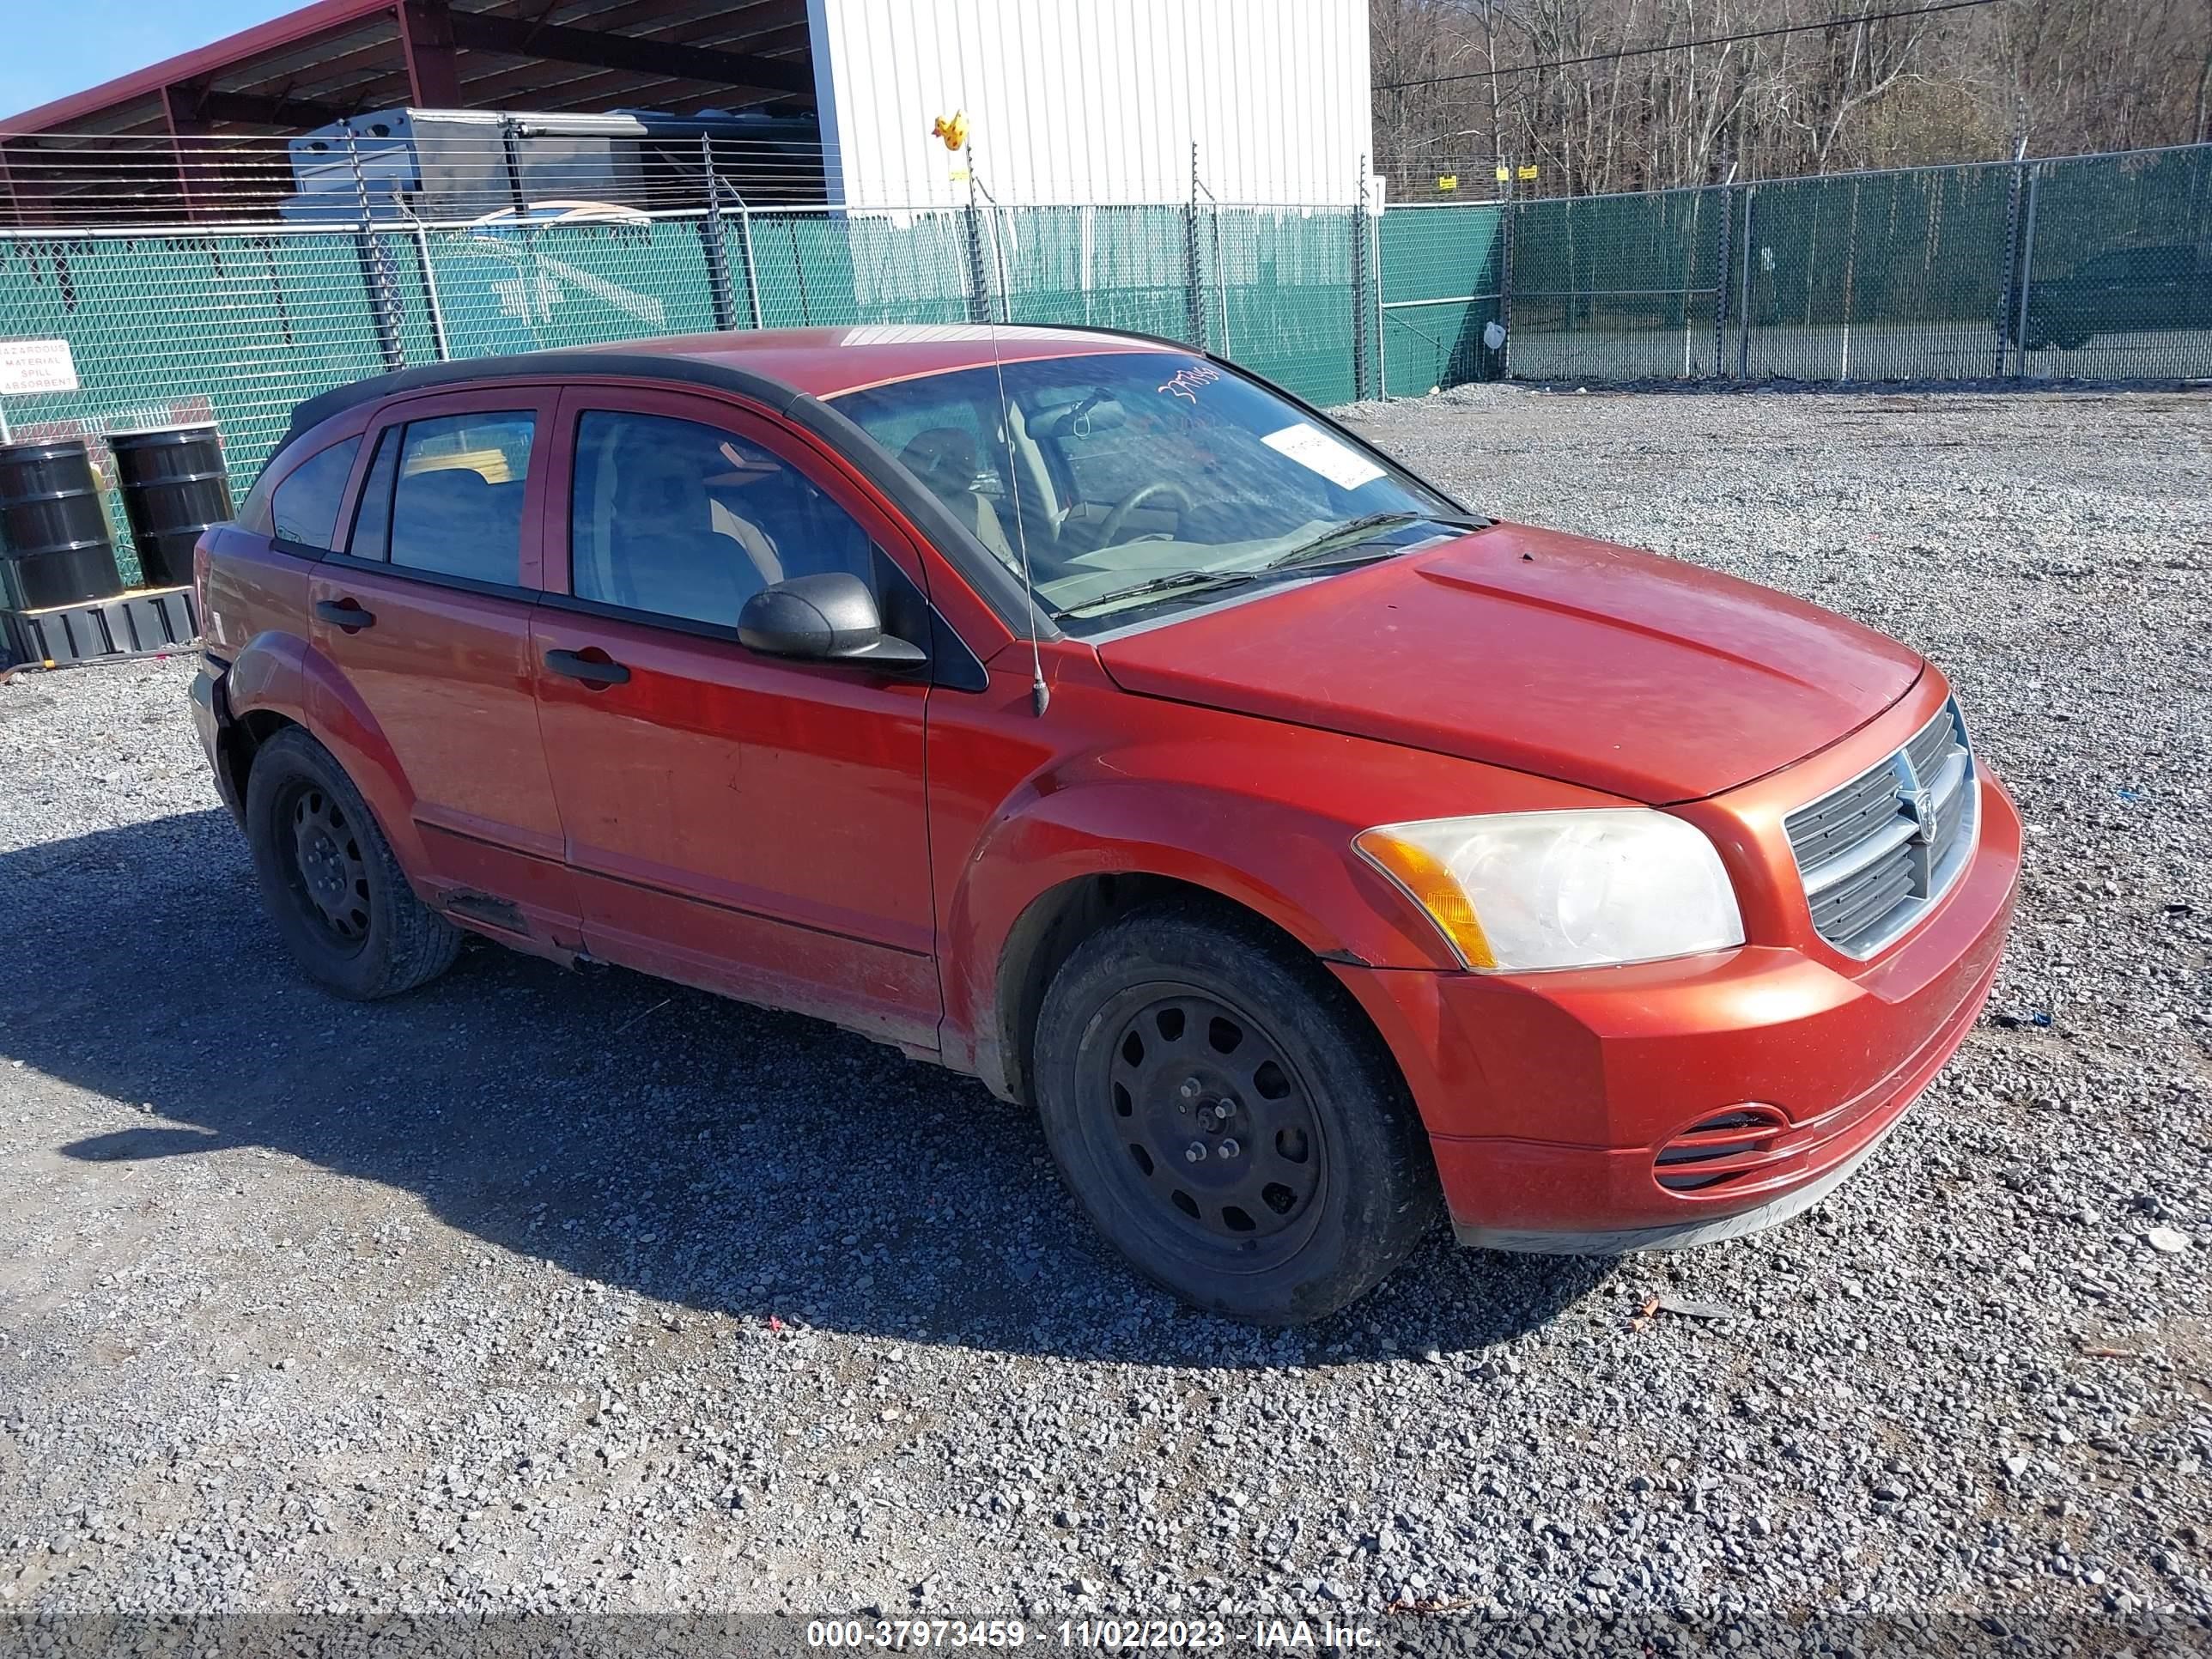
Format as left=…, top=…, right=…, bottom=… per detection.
left=1062, top=567, right=1261, bottom=617
left=1063, top=512, right=1488, bottom=618
left=1261, top=512, right=1442, bottom=572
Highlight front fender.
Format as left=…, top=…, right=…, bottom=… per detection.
left=939, top=773, right=1436, bottom=1091
left=960, top=775, right=1447, bottom=972
left=935, top=716, right=1628, bottom=1081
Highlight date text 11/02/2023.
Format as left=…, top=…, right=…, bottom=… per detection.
left=802, top=1617, right=1382, bottom=1649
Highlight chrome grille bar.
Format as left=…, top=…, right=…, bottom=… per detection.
left=1784, top=700, right=1978, bottom=958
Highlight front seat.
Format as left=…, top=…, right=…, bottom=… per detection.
left=605, top=439, right=763, bottom=622
left=898, top=427, right=1018, bottom=570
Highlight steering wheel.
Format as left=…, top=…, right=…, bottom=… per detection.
left=1096, top=481, right=1194, bottom=548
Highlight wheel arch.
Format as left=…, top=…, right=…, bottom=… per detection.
left=981, top=870, right=1412, bottom=1113
left=938, top=775, right=1464, bottom=1105
left=222, top=630, right=428, bottom=877
left=222, top=706, right=300, bottom=811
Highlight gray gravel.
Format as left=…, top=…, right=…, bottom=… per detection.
left=1, top=386, right=2207, bottom=1643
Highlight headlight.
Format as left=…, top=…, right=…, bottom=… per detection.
left=1353, top=810, right=1744, bottom=971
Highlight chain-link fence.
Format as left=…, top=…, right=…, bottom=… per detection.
left=1380, top=145, right=2212, bottom=389
left=1378, top=204, right=1504, bottom=395
left=0, top=198, right=1369, bottom=577
left=1, top=142, right=2206, bottom=579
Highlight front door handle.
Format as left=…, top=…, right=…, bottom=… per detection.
left=313, top=599, right=375, bottom=631
left=544, top=648, right=630, bottom=688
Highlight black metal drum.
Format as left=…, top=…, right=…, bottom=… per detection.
left=108, top=424, right=234, bottom=589
left=0, top=438, right=122, bottom=611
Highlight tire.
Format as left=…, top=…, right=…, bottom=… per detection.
left=244, top=726, right=463, bottom=1000
left=1033, top=904, right=1442, bottom=1324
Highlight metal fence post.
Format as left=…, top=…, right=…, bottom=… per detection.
left=1352, top=156, right=1373, bottom=400
left=1498, top=167, right=1515, bottom=380
left=732, top=186, right=764, bottom=331
left=962, top=149, right=994, bottom=325
left=1374, top=201, right=1390, bottom=400
left=1713, top=185, right=1733, bottom=377
left=1994, top=155, right=2027, bottom=378
left=1212, top=201, right=1231, bottom=357
left=2011, top=163, right=2042, bottom=378
left=1736, top=184, right=1757, bottom=380
left=1184, top=143, right=1206, bottom=349
left=700, top=135, right=737, bottom=331
left=1838, top=175, right=1863, bottom=382
left=393, top=192, right=450, bottom=361
left=342, top=121, right=406, bottom=371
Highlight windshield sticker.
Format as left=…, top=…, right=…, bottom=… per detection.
left=1261, top=422, right=1385, bottom=490
left=1157, top=362, right=1223, bottom=404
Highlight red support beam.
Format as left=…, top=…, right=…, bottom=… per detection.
left=397, top=0, right=462, bottom=107
left=0, top=147, right=27, bottom=229
left=159, top=83, right=223, bottom=222
left=3, top=0, right=400, bottom=132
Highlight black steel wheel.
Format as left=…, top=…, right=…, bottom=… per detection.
left=277, top=777, right=373, bottom=951
left=1089, top=984, right=1328, bottom=1264
left=244, top=727, right=463, bottom=1000
left=1034, top=904, right=1441, bottom=1324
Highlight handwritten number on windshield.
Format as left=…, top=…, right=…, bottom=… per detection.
left=1158, top=363, right=1223, bottom=404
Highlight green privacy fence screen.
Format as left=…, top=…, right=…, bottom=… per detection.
left=2, top=143, right=2206, bottom=574
left=1377, top=203, right=1504, bottom=394
left=1437, top=145, right=2210, bottom=387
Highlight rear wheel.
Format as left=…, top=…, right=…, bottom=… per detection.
left=245, top=727, right=462, bottom=1000
left=1033, top=905, right=1440, bottom=1324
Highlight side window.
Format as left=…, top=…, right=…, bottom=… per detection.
left=268, top=437, right=362, bottom=550
left=570, top=410, right=874, bottom=629
left=346, top=428, right=400, bottom=560
left=386, top=411, right=535, bottom=585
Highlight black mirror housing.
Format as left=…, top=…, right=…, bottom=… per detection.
left=738, top=572, right=928, bottom=668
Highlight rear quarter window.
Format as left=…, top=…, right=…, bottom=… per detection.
left=267, top=437, right=362, bottom=550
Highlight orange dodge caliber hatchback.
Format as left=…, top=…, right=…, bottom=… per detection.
left=192, top=326, right=2021, bottom=1323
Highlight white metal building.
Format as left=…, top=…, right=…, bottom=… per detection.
left=807, top=0, right=1376, bottom=210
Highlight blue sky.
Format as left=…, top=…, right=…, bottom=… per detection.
left=1, top=0, right=300, bottom=120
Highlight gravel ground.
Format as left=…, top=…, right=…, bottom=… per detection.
left=1, top=386, right=2207, bottom=1646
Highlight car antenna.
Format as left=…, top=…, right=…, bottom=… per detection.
left=966, top=141, right=1050, bottom=718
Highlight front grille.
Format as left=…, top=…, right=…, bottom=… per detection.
left=1784, top=700, right=1977, bottom=957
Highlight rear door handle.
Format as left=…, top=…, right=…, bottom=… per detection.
left=313, top=599, right=374, bottom=631
left=544, top=648, right=630, bottom=688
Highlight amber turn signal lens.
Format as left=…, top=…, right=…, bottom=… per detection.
left=1352, top=828, right=1498, bottom=969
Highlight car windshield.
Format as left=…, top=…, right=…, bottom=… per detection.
left=830, top=351, right=1470, bottom=631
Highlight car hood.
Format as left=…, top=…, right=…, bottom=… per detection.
left=1093, top=522, right=1923, bottom=804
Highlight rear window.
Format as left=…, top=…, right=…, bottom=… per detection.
left=265, top=438, right=362, bottom=550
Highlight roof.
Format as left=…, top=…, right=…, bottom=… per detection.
left=280, top=324, right=1185, bottom=449
left=574, top=325, right=1182, bottom=398
left=2, top=0, right=816, bottom=137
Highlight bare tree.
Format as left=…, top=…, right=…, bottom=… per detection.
left=1371, top=0, right=2212, bottom=200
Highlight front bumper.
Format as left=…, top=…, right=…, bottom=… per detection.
left=1334, top=769, right=2022, bottom=1253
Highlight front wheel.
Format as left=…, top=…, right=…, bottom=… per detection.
left=1033, top=906, right=1441, bottom=1324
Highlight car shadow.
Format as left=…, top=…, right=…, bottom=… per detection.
left=4, top=811, right=1612, bottom=1365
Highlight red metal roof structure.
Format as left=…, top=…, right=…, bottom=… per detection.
left=1, top=0, right=816, bottom=222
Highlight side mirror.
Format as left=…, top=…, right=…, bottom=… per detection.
left=737, top=572, right=928, bottom=669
